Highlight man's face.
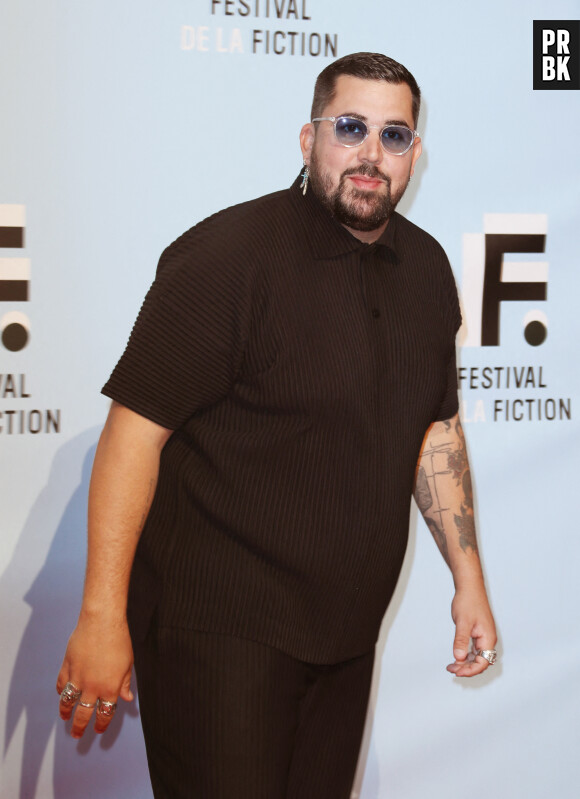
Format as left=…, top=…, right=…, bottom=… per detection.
left=300, top=76, right=422, bottom=242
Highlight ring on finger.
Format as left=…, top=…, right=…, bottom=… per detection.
left=60, top=682, right=82, bottom=705
left=475, top=648, right=498, bottom=665
left=78, top=699, right=96, bottom=709
left=96, top=698, right=117, bottom=717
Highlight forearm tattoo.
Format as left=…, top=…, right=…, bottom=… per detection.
left=414, top=416, right=478, bottom=559
left=415, top=465, right=451, bottom=566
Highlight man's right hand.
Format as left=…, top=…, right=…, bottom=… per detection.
left=56, top=613, right=134, bottom=738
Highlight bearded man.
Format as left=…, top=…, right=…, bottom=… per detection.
left=57, top=52, right=497, bottom=799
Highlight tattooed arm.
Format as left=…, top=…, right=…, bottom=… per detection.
left=414, top=412, right=497, bottom=677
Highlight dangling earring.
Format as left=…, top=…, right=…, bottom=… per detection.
left=300, top=164, right=310, bottom=196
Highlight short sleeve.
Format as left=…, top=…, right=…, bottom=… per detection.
left=102, top=226, right=254, bottom=430
left=434, top=346, right=459, bottom=421
left=433, top=253, right=462, bottom=422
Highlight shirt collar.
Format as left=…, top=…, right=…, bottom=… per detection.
left=288, top=173, right=400, bottom=262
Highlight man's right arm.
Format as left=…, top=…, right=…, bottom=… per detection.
left=56, top=401, right=173, bottom=738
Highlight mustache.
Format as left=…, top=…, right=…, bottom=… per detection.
left=340, top=164, right=390, bottom=183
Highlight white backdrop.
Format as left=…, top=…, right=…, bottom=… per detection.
left=1, top=1, right=579, bottom=797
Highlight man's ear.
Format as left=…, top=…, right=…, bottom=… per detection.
left=300, top=123, right=315, bottom=165
left=409, top=136, right=422, bottom=177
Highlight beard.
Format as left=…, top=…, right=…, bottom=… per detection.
left=308, top=156, right=409, bottom=232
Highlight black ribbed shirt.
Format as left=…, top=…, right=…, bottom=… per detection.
left=103, top=176, right=461, bottom=663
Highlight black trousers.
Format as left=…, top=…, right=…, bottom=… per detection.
left=133, top=622, right=375, bottom=799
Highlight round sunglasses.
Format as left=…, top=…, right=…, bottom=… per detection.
left=312, top=116, right=418, bottom=155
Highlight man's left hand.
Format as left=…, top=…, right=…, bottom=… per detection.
left=446, top=584, right=497, bottom=677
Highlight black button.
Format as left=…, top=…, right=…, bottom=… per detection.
left=371, top=308, right=381, bottom=318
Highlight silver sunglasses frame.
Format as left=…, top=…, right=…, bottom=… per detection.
left=311, top=116, right=418, bottom=156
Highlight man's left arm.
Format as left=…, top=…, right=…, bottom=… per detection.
left=413, top=411, right=497, bottom=677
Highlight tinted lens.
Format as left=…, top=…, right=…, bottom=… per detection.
left=334, top=117, right=368, bottom=146
left=380, top=125, right=414, bottom=154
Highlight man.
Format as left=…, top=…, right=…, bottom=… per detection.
left=57, top=53, right=497, bottom=798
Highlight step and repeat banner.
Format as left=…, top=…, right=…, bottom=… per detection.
left=1, top=1, right=578, bottom=797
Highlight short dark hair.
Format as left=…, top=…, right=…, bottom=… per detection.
left=311, top=52, right=421, bottom=128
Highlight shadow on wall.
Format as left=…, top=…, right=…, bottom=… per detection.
left=2, top=427, right=152, bottom=799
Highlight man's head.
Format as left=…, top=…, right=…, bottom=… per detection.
left=300, top=52, right=422, bottom=243
left=310, top=52, right=421, bottom=129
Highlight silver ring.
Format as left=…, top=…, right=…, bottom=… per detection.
left=78, top=700, right=96, bottom=708
left=476, top=649, right=497, bottom=665
left=60, top=681, right=82, bottom=705
left=96, top=698, right=117, bottom=717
